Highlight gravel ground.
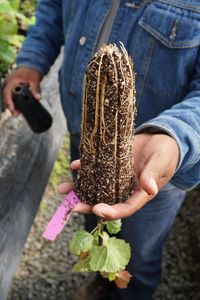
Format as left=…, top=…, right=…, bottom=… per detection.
left=7, top=186, right=93, bottom=300
left=7, top=183, right=200, bottom=300
left=154, top=186, right=200, bottom=300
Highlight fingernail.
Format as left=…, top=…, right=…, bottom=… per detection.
left=149, top=179, right=158, bottom=195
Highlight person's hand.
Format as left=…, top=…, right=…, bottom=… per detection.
left=58, top=133, right=180, bottom=220
left=3, top=67, right=42, bottom=116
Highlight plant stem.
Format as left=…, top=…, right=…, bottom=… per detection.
left=98, top=217, right=104, bottom=245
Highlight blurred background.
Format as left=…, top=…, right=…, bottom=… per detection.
left=0, top=1, right=200, bottom=300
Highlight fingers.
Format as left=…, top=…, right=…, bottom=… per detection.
left=72, top=202, right=93, bottom=214
left=57, top=160, right=80, bottom=194
left=3, top=67, right=42, bottom=115
left=57, top=181, right=74, bottom=194
left=57, top=180, right=150, bottom=219
left=92, top=189, right=151, bottom=220
left=71, top=159, right=80, bottom=170
left=3, top=82, right=19, bottom=115
left=139, top=169, right=159, bottom=196
left=57, top=180, right=92, bottom=214
left=57, top=134, right=180, bottom=220
left=139, top=151, right=174, bottom=196
left=30, top=82, right=41, bottom=100
left=57, top=184, right=150, bottom=219
left=136, top=134, right=180, bottom=197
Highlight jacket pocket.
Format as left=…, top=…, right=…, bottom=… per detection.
left=133, top=0, right=200, bottom=105
left=138, top=1, right=200, bottom=48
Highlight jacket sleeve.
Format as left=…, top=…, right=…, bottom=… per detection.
left=136, top=50, right=200, bottom=190
left=16, top=0, right=64, bottom=75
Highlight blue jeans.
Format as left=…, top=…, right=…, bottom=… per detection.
left=70, top=134, right=186, bottom=300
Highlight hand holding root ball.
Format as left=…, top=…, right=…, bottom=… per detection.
left=58, top=44, right=179, bottom=220
left=48, top=43, right=180, bottom=292
left=58, top=133, right=179, bottom=220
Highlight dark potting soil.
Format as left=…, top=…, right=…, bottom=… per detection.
left=75, top=44, right=137, bottom=205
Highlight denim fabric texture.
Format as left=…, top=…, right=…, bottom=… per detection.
left=115, top=186, right=186, bottom=300
left=17, top=0, right=200, bottom=191
left=69, top=131, right=186, bottom=300
left=81, top=184, right=186, bottom=300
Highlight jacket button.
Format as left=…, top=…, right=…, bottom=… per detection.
left=79, top=36, right=87, bottom=46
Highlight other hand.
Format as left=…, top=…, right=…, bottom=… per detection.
left=58, top=133, right=179, bottom=220
left=3, top=67, right=42, bottom=116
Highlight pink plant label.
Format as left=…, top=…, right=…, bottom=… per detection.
left=42, top=190, right=80, bottom=241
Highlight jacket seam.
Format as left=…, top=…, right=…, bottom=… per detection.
left=158, top=0, right=200, bottom=13
left=139, top=21, right=200, bottom=48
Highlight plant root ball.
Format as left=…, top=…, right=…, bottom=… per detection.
left=75, top=44, right=137, bottom=205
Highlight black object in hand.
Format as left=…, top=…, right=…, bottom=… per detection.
left=12, top=85, right=53, bottom=133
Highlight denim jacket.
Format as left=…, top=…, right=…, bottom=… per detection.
left=17, top=0, right=200, bottom=190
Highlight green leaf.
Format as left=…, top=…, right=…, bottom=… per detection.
left=10, top=0, right=20, bottom=10
left=0, top=34, right=24, bottom=47
left=102, top=231, right=109, bottom=243
left=89, top=245, right=108, bottom=272
left=92, top=230, right=109, bottom=246
left=73, top=256, right=91, bottom=272
left=106, top=219, right=122, bottom=234
left=15, top=11, right=27, bottom=20
left=102, top=237, right=131, bottom=273
left=0, top=15, right=18, bottom=35
left=89, top=237, right=131, bottom=273
left=30, top=15, right=36, bottom=26
left=108, top=272, right=117, bottom=281
left=100, top=271, right=116, bottom=281
left=0, top=1, right=13, bottom=13
left=15, top=11, right=31, bottom=30
left=0, top=0, right=35, bottom=68
left=69, top=230, right=93, bottom=256
left=92, top=230, right=99, bottom=246
left=0, top=61, right=9, bottom=72
left=0, top=42, right=16, bottom=64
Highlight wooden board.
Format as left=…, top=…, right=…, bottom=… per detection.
left=0, top=58, right=66, bottom=299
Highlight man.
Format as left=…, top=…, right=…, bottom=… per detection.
left=3, top=1, right=200, bottom=299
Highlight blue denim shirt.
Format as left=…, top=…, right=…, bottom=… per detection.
left=16, top=0, right=200, bottom=190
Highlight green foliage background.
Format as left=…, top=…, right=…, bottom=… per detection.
left=0, top=0, right=69, bottom=190
left=0, top=0, right=37, bottom=72
left=49, top=134, right=71, bottom=190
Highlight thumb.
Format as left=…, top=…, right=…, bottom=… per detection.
left=140, top=175, right=158, bottom=196
left=139, top=154, right=162, bottom=196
